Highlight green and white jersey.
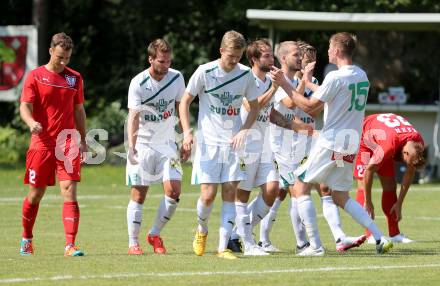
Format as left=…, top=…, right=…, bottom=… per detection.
left=240, top=73, right=274, bottom=153
left=313, top=65, right=369, bottom=153
left=269, top=75, right=299, bottom=153
left=186, top=60, right=259, bottom=146
left=127, top=68, right=185, bottom=145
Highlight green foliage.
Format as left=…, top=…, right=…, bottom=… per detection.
left=87, top=101, right=127, bottom=147
left=0, top=127, right=29, bottom=165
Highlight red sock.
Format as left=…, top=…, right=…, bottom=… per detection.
left=22, top=197, right=40, bottom=239
left=62, top=201, right=80, bottom=245
left=355, top=188, right=372, bottom=237
left=382, top=191, right=400, bottom=237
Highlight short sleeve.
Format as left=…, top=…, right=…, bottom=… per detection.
left=312, top=72, right=338, bottom=103
left=127, top=77, right=143, bottom=109
left=186, top=66, right=204, bottom=97
left=20, top=72, right=36, bottom=103
left=244, top=72, right=258, bottom=102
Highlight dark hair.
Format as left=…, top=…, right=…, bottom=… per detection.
left=246, top=38, right=272, bottom=66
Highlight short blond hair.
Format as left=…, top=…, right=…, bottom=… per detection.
left=330, top=32, right=357, bottom=57
left=276, top=41, right=297, bottom=61
left=220, top=30, right=246, bottom=50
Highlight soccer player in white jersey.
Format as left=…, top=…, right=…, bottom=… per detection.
left=179, top=31, right=260, bottom=260
left=271, top=32, right=393, bottom=256
left=255, top=41, right=304, bottom=252
left=289, top=41, right=367, bottom=253
left=125, top=39, right=187, bottom=255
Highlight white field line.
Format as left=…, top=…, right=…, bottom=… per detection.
left=0, top=193, right=200, bottom=203
left=1, top=187, right=439, bottom=203
left=1, top=264, right=440, bottom=284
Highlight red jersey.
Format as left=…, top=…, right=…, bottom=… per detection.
left=360, top=113, right=424, bottom=167
left=21, top=65, right=84, bottom=150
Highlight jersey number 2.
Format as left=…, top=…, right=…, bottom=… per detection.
left=348, top=81, right=369, bottom=111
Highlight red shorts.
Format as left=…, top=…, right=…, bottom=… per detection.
left=24, top=148, right=81, bottom=187
left=353, top=144, right=395, bottom=180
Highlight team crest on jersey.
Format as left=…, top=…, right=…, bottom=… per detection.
left=65, top=75, right=76, bottom=87
left=211, top=91, right=242, bottom=106
left=146, top=98, right=174, bottom=112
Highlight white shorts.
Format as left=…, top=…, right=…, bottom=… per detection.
left=238, top=153, right=278, bottom=191
left=126, top=143, right=182, bottom=186
left=294, top=145, right=355, bottom=191
left=191, top=143, right=247, bottom=184
left=274, top=152, right=304, bottom=189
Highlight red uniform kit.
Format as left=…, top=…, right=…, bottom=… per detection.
left=354, top=113, right=424, bottom=180
left=354, top=113, right=424, bottom=237
left=21, top=65, right=84, bottom=187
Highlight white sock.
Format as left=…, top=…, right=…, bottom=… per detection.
left=343, top=198, right=382, bottom=240
left=218, top=202, right=236, bottom=252
left=290, top=197, right=308, bottom=247
left=235, top=202, right=254, bottom=249
left=127, top=200, right=143, bottom=247
left=149, top=195, right=178, bottom=236
left=196, top=198, right=213, bottom=234
left=297, top=195, right=322, bottom=249
left=259, top=197, right=281, bottom=243
left=321, top=196, right=345, bottom=241
left=249, top=193, right=270, bottom=228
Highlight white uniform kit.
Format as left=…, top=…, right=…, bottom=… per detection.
left=239, top=73, right=278, bottom=191
left=295, top=65, right=369, bottom=191
left=126, top=68, right=185, bottom=186
left=188, top=61, right=259, bottom=184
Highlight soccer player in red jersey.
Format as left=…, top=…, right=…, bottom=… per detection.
left=354, top=113, right=425, bottom=244
left=19, top=33, right=87, bottom=256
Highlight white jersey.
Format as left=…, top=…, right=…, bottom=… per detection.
left=186, top=60, right=259, bottom=146
left=240, top=73, right=273, bottom=154
left=313, top=65, right=369, bottom=154
left=294, top=76, right=319, bottom=126
left=127, top=68, right=185, bottom=145
left=269, top=75, right=298, bottom=154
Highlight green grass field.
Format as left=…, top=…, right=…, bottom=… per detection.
left=1, top=164, right=439, bottom=285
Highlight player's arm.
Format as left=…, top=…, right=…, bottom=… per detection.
left=20, top=102, right=42, bottom=134
left=175, top=100, right=190, bottom=162
left=231, top=98, right=258, bottom=150
left=269, top=109, right=313, bottom=135
left=242, top=84, right=278, bottom=112
left=391, top=163, right=416, bottom=221
left=127, top=108, right=140, bottom=159
left=74, top=104, right=87, bottom=144
left=179, top=91, right=195, bottom=152
left=363, top=164, right=378, bottom=219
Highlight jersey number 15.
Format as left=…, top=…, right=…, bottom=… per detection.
left=348, top=81, right=369, bottom=112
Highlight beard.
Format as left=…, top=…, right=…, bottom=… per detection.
left=153, top=66, right=168, bottom=76
left=259, top=64, right=271, bottom=73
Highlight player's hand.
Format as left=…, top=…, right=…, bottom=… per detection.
left=29, top=120, right=43, bottom=134
left=180, top=147, right=191, bottom=163
left=128, top=146, right=138, bottom=165
left=230, top=129, right=248, bottom=150
left=182, top=130, right=193, bottom=153
left=364, top=200, right=375, bottom=219
left=80, top=140, right=88, bottom=164
left=390, top=202, right=402, bottom=222
left=269, top=66, right=287, bottom=87
left=302, top=61, right=316, bottom=83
